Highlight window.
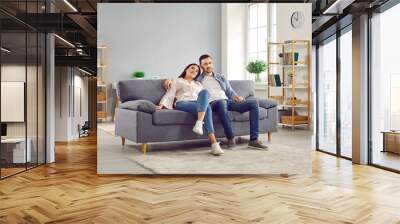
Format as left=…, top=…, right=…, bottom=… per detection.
left=247, top=3, right=268, bottom=82
left=316, top=25, right=353, bottom=159
left=317, top=37, right=337, bottom=155
left=370, top=3, right=400, bottom=171
left=340, top=28, right=352, bottom=158
left=0, top=2, right=47, bottom=179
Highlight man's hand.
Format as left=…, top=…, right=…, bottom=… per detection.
left=164, top=79, right=172, bottom=90
left=232, top=95, right=244, bottom=102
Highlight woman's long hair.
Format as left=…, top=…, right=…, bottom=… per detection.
left=178, top=63, right=201, bottom=80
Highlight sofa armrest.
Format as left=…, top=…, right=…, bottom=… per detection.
left=119, top=99, right=156, bottom=114
left=246, top=96, right=278, bottom=109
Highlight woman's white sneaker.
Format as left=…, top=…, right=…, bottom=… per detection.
left=192, top=120, right=204, bottom=135
left=211, top=142, right=224, bottom=156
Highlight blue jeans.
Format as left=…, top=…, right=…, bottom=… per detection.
left=211, top=99, right=259, bottom=141
left=175, top=90, right=215, bottom=135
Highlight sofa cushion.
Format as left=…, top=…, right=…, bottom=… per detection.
left=231, top=107, right=268, bottom=122
left=119, top=100, right=156, bottom=114
left=230, top=80, right=255, bottom=98
left=153, top=107, right=267, bottom=125
left=118, top=79, right=166, bottom=104
left=258, top=99, right=278, bottom=109
left=152, top=109, right=196, bottom=125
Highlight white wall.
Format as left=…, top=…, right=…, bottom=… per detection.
left=221, top=3, right=247, bottom=80
left=275, top=3, right=312, bottom=42
left=70, top=74, right=88, bottom=138
left=97, top=3, right=222, bottom=83
left=55, top=67, right=68, bottom=141
left=55, top=67, right=89, bottom=141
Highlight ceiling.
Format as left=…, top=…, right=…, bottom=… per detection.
left=0, top=0, right=396, bottom=73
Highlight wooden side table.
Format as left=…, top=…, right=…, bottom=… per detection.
left=381, top=131, right=400, bottom=154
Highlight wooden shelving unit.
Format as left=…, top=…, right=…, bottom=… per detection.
left=267, top=40, right=311, bottom=130
left=97, top=45, right=108, bottom=122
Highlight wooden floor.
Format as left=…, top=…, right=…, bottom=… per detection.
left=1, top=135, right=400, bottom=223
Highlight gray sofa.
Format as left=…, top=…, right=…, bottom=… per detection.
left=115, top=79, right=278, bottom=154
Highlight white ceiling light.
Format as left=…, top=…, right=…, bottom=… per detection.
left=54, top=34, right=75, bottom=48
left=63, top=0, right=78, bottom=12
left=323, top=0, right=355, bottom=15
left=78, top=68, right=92, bottom=76
left=1, top=47, right=11, bottom=53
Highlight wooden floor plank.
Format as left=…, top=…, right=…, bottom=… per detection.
left=0, top=134, right=399, bottom=223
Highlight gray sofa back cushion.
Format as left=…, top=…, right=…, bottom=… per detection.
left=118, top=79, right=166, bottom=103
left=118, top=79, right=255, bottom=104
left=229, top=80, right=255, bottom=98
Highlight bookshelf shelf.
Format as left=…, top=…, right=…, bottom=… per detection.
left=267, top=40, right=311, bottom=130
left=282, top=86, right=308, bottom=89
left=282, top=64, right=308, bottom=68
left=281, top=104, right=309, bottom=108
left=278, top=123, right=309, bottom=127
left=97, top=44, right=108, bottom=122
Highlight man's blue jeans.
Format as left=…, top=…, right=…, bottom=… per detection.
left=175, top=90, right=215, bottom=135
left=211, top=99, right=259, bottom=141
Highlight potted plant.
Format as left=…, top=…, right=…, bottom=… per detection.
left=245, top=60, right=267, bottom=83
left=132, top=71, right=145, bottom=79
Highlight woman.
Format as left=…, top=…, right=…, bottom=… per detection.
left=156, top=63, right=224, bottom=156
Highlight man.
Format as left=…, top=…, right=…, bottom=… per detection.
left=164, top=54, right=268, bottom=149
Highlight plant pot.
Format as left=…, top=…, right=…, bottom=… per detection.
left=255, top=73, right=261, bottom=83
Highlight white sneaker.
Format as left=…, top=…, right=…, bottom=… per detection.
left=211, top=142, right=224, bottom=156
left=192, top=120, right=204, bottom=135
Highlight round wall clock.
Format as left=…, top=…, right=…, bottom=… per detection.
left=291, top=11, right=304, bottom=29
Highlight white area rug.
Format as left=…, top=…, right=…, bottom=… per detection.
left=98, top=129, right=312, bottom=175
left=130, top=143, right=311, bottom=174
left=98, top=122, right=116, bottom=136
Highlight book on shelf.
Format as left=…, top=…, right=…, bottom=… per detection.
left=283, top=52, right=299, bottom=65
left=269, top=75, right=275, bottom=86
left=274, top=74, right=282, bottom=86
left=269, top=74, right=282, bottom=87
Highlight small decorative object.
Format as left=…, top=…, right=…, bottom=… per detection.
left=97, top=90, right=106, bottom=101
left=132, top=71, right=145, bottom=79
left=288, top=97, right=301, bottom=106
left=246, top=60, right=267, bottom=83
left=287, top=72, right=294, bottom=85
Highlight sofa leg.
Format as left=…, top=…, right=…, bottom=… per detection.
left=121, top=137, right=125, bottom=146
left=268, top=132, right=272, bottom=142
left=140, top=143, right=148, bottom=154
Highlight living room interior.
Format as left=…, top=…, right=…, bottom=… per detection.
left=0, top=0, right=400, bottom=223
left=96, top=3, right=313, bottom=174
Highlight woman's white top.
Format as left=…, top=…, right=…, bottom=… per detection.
left=159, top=78, right=204, bottom=109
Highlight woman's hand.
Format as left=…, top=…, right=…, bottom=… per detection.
left=164, top=79, right=172, bottom=90
left=155, top=105, right=164, bottom=110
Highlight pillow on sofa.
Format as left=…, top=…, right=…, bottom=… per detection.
left=119, top=100, right=156, bottom=114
